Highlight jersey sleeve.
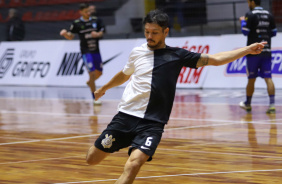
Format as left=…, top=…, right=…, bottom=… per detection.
left=123, top=49, right=136, bottom=75
left=269, top=14, right=277, bottom=37
left=69, top=21, right=79, bottom=34
left=180, top=49, right=201, bottom=68
left=245, top=12, right=256, bottom=30
left=97, top=18, right=106, bottom=33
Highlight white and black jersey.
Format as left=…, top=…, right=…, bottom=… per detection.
left=118, top=43, right=201, bottom=124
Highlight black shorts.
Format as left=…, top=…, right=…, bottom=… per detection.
left=95, top=112, right=165, bottom=161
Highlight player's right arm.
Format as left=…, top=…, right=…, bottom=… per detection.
left=60, top=29, right=75, bottom=40
left=94, top=71, right=131, bottom=100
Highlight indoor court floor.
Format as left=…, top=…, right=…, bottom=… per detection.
left=0, top=86, right=281, bottom=184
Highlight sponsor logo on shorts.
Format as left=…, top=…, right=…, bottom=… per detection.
left=140, top=146, right=150, bottom=150
left=226, top=50, right=282, bottom=75
left=101, top=134, right=115, bottom=149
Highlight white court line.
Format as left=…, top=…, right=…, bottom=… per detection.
left=165, top=122, right=243, bottom=131
left=0, top=110, right=113, bottom=118
left=45, top=134, right=100, bottom=141
left=0, top=136, right=36, bottom=141
left=0, top=117, right=280, bottom=147
left=1, top=96, right=282, bottom=106
left=2, top=110, right=282, bottom=124
left=0, top=140, right=41, bottom=145
left=1, top=141, right=281, bottom=165
left=53, top=168, right=282, bottom=184
left=157, top=148, right=282, bottom=159
left=0, top=134, right=100, bottom=146
left=0, top=155, right=83, bottom=165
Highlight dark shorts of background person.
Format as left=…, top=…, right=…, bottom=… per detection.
left=246, top=53, right=272, bottom=79
left=82, top=52, right=103, bottom=72
left=94, top=111, right=165, bottom=161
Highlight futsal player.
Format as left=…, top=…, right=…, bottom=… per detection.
left=86, top=9, right=266, bottom=184
left=60, top=3, right=105, bottom=105
left=239, top=0, right=277, bottom=113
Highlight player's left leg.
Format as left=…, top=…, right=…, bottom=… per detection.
left=265, top=78, right=275, bottom=114
left=92, top=53, right=103, bottom=105
left=261, top=54, right=275, bottom=114
left=115, top=149, right=149, bottom=184
left=87, top=71, right=96, bottom=93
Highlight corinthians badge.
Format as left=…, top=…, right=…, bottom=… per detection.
left=101, top=134, right=115, bottom=148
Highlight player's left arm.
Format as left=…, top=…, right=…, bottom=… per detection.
left=91, top=19, right=105, bottom=38
left=270, top=15, right=277, bottom=37
left=91, top=31, right=104, bottom=38
left=240, top=13, right=252, bottom=36
left=196, top=42, right=266, bottom=67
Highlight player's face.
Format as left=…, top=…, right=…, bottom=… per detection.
left=89, top=5, right=96, bottom=16
left=247, top=0, right=254, bottom=10
left=144, top=23, right=169, bottom=50
left=80, top=8, right=90, bottom=19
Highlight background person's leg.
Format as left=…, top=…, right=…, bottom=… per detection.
left=265, top=78, right=276, bottom=113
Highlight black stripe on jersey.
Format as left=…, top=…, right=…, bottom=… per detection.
left=144, top=47, right=200, bottom=124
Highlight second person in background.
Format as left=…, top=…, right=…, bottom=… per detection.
left=60, top=3, right=105, bottom=105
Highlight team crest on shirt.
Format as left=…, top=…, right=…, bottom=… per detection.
left=92, top=23, right=97, bottom=28
left=101, top=134, right=115, bottom=148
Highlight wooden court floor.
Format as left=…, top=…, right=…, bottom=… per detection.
left=0, top=86, right=281, bottom=184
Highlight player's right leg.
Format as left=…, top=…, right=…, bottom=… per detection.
left=240, top=78, right=256, bottom=112
left=86, top=146, right=109, bottom=165
left=240, top=56, right=258, bottom=112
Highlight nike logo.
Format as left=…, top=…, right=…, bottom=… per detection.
left=102, top=52, right=122, bottom=65
left=140, top=146, right=150, bottom=150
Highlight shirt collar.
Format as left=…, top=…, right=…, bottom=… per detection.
left=80, top=16, right=92, bottom=22
left=254, top=7, right=263, bottom=10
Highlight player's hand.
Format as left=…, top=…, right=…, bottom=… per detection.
left=91, top=31, right=101, bottom=38
left=94, top=88, right=106, bottom=100
left=248, top=42, right=267, bottom=55
left=239, top=16, right=245, bottom=22
left=60, top=29, right=67, bottom=36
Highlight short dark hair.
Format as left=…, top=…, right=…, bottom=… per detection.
left=79, top=3, right=89, bottom=10
left=143, top=9, right=169, bottom=30
left=251, top=0, right=261, bottom=5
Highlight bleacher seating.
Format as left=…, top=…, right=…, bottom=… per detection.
left=21, top=9, right=80, bottom=22
left=22, top=11, right=33, bottom=21
left=24, top=0, right=37, bottom=6
left=0, top=0, right=6, bottom=7
left=273, top=0, right=282, bottom=23
left=0, top=0, right=128, bottom=40
left=4, top=0, right=106, bottom=7
left=0, top=13, right=4, bottom=23
left=8, top=0, right=23, bottom=7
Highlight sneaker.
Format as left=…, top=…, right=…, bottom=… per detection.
left=93, top=100, right=102, bottom=106
left=239, top=101, right=252, bottom=112
left=266, top=106, right=275, bottom=114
